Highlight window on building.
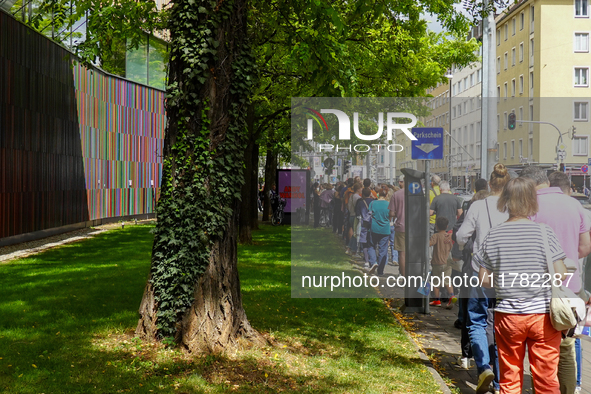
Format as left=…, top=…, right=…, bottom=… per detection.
left=519, top=139, right=523, bottom=157
left=504, top=112, right=508, bottom=129
left=476, top=143, right=481, bottom=159
left=575, top=32, right=590, bottom=52
left=478, top=69, right=482, bottom=83
left=458, top=104, right=462, bottom=116
left=511, top=140, right=515, bottom=158
left=464, top=77, right=468, bottom=90
left=497, top=114, right=500, bottom=132
left=575, top=67, right=589, bottom=86
left=512, top=48, right=516, bottom=66
left=497, top=29, right=501, bottom=45
left=512, top=79, right=516, bottom=96
left=453, top=107, right=456, bottom=118
left=519, top=107, right=524, bottom=125
left=470, top=73, right=474, bottom=87
left=497, top=86, right=501, bottom=102
left=504, top=52, right=508, bottom=70
left=504, top=24, right=508, bottom=40
left=126, top=34, right=168, bottom=90
left=530, top=104, right=534, bottom=121
left=576, top=0, right=589, bottom=17
left=497, top=57, right=501, bottom=74
left=520, top=12, right=524, bottom=30
left=530, top=71, right=534, bottom=92
left=512, top=18, right=516, bottom=35
left=504, top=82, right=508, bottom=98
left=519, top=42, right=524, bottom=62
left=519, top=75, right=524, bottom=93
left=529, top=137, right=534, bottom=160
left=477, top=96, right=482, bottom=108
left=573, top=136, right=589, bottom=155
left=504, top=142, right=508, bottom=159
left=574, top=101, right=589, bottom=121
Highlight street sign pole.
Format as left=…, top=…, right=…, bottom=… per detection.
left=424, top=160, right=430, bottom=315
left=408, top=128, right=444, bottom=315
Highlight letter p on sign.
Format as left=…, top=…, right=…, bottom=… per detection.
left=408, top=182, right=422, bottom=195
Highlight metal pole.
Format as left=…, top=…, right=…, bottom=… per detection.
left=481, top=0, right=497, bottom=180
left=518, top=120, right=567, bottom=167
left=424, top=160, right=431, bottom=315
left=447, top=76, right=453, bottom=183
left=389, top=149, right=394, bottom=185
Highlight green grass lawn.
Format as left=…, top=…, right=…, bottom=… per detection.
left=0, top=224, right=441, bottom=393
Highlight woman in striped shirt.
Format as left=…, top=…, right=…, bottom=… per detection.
left=475, top=177, right=568, bottom=394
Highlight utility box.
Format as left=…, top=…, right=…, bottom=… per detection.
left=401, top=168, right=428, bottom=312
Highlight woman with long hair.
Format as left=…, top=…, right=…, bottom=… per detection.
left=476, top=177, right=568, bottom=394
left=456, top=163, right=511, bottom=394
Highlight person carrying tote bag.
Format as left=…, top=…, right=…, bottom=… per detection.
left=476, top=177, right=569, bottom=394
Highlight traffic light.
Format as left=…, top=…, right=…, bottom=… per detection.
left=344, top=160, right=351, bottom=174
left=508, top=112, right=516, bottom=130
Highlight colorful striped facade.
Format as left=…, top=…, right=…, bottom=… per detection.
left=0, top=11, right=166, bottom=240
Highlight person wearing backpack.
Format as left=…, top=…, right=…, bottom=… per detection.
left=356, top=188, right=375, bottom=269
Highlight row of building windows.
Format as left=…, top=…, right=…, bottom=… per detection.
left=452, top=97, right=482, bottom=119
left=452, top=70, right=482, bottom=95
left=497, top=1, right=589, bottom=46
left=497, top=5, right=533, bottom=45
left=498, top=135, right=588, bottom=160
left=497, top=102, right=588, bottom=130
left=497, top=73, right=530, bottom=98
left=497, top=40, right=533, bottom=72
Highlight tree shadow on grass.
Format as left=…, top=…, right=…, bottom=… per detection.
left=0, top=224, right=438, bottom=393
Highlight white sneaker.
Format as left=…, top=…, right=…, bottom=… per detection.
left=575, top=387, right=582, bottom=393
left=456, top=357, right=470, bottom=369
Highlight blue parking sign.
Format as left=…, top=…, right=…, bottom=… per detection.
left=408, top=181, right=423, bottom=195
left=411, top=127, right=444, bottom=160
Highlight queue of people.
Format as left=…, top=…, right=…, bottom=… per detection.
left=450, top=164, right=591, bottom=394
left=312, top=177, right=402, bottom=272
left=303, top=165, right=591, bottom=394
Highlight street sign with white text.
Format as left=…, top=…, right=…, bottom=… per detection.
left=411, top=127, right=444, bottom=160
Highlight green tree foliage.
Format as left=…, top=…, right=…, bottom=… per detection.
left=12, top=0, right=481, bottom=341
left=250, top=0, right=479, bottom=165
left=10, top=0, right=166, bottom=76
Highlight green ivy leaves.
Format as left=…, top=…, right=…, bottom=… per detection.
left=149, top=0, right=252, bottom=339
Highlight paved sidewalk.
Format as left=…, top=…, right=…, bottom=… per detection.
left=347, top=250, right=591, bottom=394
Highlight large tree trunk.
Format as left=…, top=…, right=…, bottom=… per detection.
left=262, top=149, right=277, bottom=222
left=178, top=203, right=263, bottom=351
left=136, top=0, right=265, bottom=353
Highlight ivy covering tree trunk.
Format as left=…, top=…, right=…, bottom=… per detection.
left=135, top=0, right=265, bottom=352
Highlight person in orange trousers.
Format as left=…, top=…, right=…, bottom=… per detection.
left=475, top=177, right=568, bottom=394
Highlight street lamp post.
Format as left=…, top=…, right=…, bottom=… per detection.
left=445, top=73, right=453, bottom=184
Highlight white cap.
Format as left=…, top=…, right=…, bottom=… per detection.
left=398, top=175, right=404, bottom=182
